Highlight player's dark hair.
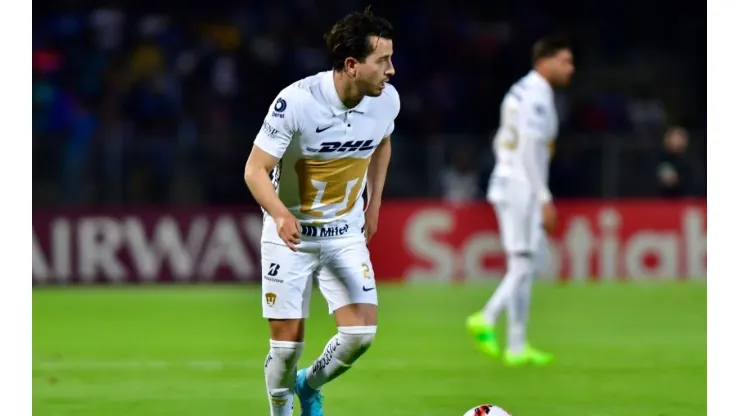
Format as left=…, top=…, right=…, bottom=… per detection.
left=324, top=6, right=394, bottom=71
left=532, top=36, right=571, bottom=65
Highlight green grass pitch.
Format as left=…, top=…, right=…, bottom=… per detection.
left=33, top=282, right=706, bottom=416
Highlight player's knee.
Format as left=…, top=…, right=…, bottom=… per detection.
left=351, top=332, right=376, bottom=352
left=508, top=252, right=534, bottom=272
left=268, top=318, right=305, bottom=342
left=268, top=340, right=304, bottom=366
left=338, top=326, right=377, bottom=363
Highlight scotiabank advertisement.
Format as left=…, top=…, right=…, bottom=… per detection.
left=32, top=200, right=706, bottom=285
left=369, top=200, right=706, bottom=282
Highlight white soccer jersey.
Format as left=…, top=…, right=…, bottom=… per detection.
left=253, top=70, right=400, bottom=244
left=490, top=70, right=559, bottom=203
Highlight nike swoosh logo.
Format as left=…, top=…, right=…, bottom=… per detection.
left=316, top=125, right=332, bottom=133
left=362, top=285, right=375, bottom=292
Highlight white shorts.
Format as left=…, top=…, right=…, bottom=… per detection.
left=261, top=235, right=378, bottom=320
left=488, top=176, right=549, bottom=269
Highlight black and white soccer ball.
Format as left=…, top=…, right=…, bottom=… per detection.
left=463, top=404, right=512, bottom=416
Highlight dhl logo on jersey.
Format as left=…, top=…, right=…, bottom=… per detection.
left=307, top=140, right=377, bottom=154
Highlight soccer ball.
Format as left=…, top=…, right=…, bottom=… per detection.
left=463, top=404, right=512, bottom=416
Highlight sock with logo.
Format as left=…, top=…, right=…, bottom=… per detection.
left=305, top=326, right=377, bottom=390
left=265, top=340, right=304, bottom=416
left=482, top=253, right=532, bottom=326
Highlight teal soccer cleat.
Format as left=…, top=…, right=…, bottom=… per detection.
left=295, top=368, right=324, bottom=416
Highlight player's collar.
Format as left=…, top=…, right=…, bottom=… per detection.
left=321, top=70, right=369, bottom=116
left=528, top=70, right=553, bottom=93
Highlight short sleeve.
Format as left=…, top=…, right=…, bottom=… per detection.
left=382, top=83, right=401, bottom=138
left=383, top=121, right=395, bottom=137
left=253, top=90, right=301, bottom=159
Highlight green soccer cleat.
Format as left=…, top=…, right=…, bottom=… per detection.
left=465, top=311, right=501, bottom=358
left=504, top=345, right=555, bottom=367
left=503, top=350, right=530, bottom=367
left=523, top=345, right=555, bottom=366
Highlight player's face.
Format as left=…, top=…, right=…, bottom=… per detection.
left=355, top=36, right=395, bottom=97
left=549, top=49, right=575, bottom=86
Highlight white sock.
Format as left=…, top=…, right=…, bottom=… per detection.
left=265, top=340, right=304, bottom=416
left=482, top=254, right=532, bottom=326
left=519, top=272, right=533, bottom=331
left=507, top=271, right=533, bottom=354
left=306, top=326, right=376, bottom=390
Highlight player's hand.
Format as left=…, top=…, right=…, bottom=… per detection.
left=275, top=212, right=301, bottom=252
left=542, top=202, right=557, bottom=234
left=364, top=206, right=380, bottom=244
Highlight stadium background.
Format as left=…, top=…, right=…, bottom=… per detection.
left=32, top=1, right=707, bottom=415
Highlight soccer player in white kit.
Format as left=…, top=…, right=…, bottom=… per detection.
left=243, top=8, right=399, bottom=416
left=466, top=37, right=574, bottom=367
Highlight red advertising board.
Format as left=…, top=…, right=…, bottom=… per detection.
left=32, top=200, right=706, bottom=285
left=367, top=200, right=707, bottom=282
left=32, top=207, right=264, bottom=285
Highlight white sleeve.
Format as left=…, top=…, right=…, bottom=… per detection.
left=383, top=121, right=395, bottom=137
left=382, top=84, right=401, bottom=138
left=253, top=90, right=301, bottom=159
left=517, top=99, right=552, bottom=203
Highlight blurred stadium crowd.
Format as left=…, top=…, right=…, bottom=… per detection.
left=32, top=0, right=706, bottom=206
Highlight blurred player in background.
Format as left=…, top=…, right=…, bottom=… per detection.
left=244, top=7, right=399, bottom=416
left=466, top=37, right=574, bottom=366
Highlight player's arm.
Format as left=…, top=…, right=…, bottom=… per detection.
left=517, top=100, right=552, bottom=204
left=244, top=93, right=302, bottom=250
left=366, top=136, right=391, bottom=211
left=363, top=135, right=391, bottom=244
left=363, top=93, right=397, bottom=243
left=367, top=89, right=399, bottom=212
left=517, top=99, right=557, bottom=232
left=244, top=146, right=290, bottom=219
